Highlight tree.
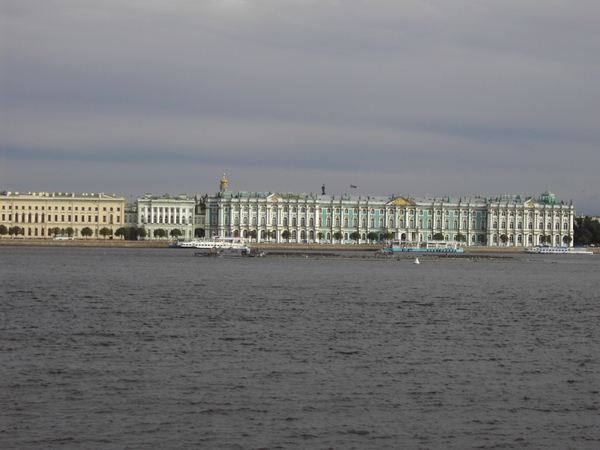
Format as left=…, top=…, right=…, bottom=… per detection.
left=50, top=227, right=61, bottom=236
left=248, top=230, right=257, bottom=242
left=432, top=232, right=445, bottom=241
left=539, top=234, right=550, bottom=245
left=333, top=231, right=343, bottom=243
left=574, top=216, right=600, bottom=246
left=350, top=231, right=361, bottom=243
left=0, top=224, right=7, bottom=236
left=169, top=228, right=182, bottom=239
left=81, top=227, right=93, bottom=239
left=137, top=228, right=147, bottom=239
left=367, top=232, right=378, bottom=243
left=99, top=227, right=112, bottom=239
left=65, top=227, right=74, bottom=237
left=281, top=230, right=291, bottom=242
left=478, top=234, right=487, bottom=245
left=128, top=227, right=138, bottom=240
left=317, top=232, right=324, bottom=242
left=500, top=234, right=508, bottom=245
left=9, top=226, right=23, bottom=236
left=563, top=235, right=572, bottom=245
left=154, top=228, right=166, bottom=239
left=115, top=227, right=129, bottom=239
left=455, top=233, right=467, bottom=243
left=382, top=231, right=394, bottom=242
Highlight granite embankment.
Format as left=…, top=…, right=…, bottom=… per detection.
left=4, top=238, right=596, bottom=253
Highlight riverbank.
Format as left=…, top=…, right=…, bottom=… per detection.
left=2, top=238, right=597, bottom=252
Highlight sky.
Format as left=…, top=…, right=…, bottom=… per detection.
left=1, top=0, right=599, bottom=214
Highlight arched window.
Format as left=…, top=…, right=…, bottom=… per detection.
left=344, top=218, right=349, bottom=227
left=309, top=217, right=313, bottom=226
left=301, top=217, right=305, bottom=226
left=335, top=217, right=340, bottom=226
left=427, top=219, right=432, bottom=228
left=283, top=217, right=288, bottom=226
left=292, top=217, right=297, bottom=226
left=326, top=217, right=331, bottom=226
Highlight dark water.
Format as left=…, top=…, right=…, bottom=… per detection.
left=1, top=247, right=599, bottom=449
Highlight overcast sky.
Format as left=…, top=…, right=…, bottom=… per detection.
left=1, top=0, right=599, bottom=213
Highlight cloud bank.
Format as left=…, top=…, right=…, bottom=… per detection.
left=2, top=0, right=599, bottom=213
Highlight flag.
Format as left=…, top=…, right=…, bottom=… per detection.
left=350, top=185, right=357, bottom=189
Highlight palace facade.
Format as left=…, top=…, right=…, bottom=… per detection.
left=132, top=193, right=196, bottom=240
left=0, top=191, right=125, bottom=238
left=202, top=174, right=575, bottom=247
left=1, top=178, right=576, bottom=247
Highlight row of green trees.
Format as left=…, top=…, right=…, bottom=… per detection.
left=0, top=225, right=179, bottom=240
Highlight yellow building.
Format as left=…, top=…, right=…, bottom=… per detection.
left=0, top=191, right=125, bottom=239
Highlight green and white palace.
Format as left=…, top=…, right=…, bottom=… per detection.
left=202, top=174, right=575, bottom=247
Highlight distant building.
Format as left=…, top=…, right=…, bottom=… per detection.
left=135, top=193, right=195, bottom=240
left=0, top=191, right=125, bottom=238
left=199, top=175, right=575, bottom=247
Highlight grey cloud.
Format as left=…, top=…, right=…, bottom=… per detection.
left=1, top=0, right=599, bottom=214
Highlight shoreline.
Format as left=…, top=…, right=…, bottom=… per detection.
left=2, top=238, right=597, bottom=253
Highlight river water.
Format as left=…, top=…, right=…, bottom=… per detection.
left=1, top=247, right=599, bottom=449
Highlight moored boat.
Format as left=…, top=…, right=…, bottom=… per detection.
left=523, top=246, right=593, bottom=255
left=384, top=241, right=464, bottom=253
left=189, top=236, right=251, bottom=253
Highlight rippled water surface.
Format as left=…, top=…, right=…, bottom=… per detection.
left=1, top=247, right=599, bottom=449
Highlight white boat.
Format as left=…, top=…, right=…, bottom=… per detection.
left=188, top=236, right=251, bottom=253
left=384, top=241, right=464, bottom=253
left=523, top=246, right=593, bottom=255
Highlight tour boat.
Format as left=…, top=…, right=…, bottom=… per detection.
left=523, top=246, right=593, bottom=255
left=384, top=241, right=464, bottom=253
left=187, top=236, right=251, bottom=253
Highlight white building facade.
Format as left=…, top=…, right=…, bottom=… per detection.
left=202, top=175, right=575, bottom=247
left=0, top=191, right=125, bottom=238
left=136, top=194, right=195, bottom=240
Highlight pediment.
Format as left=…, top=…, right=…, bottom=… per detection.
left=388, top=197, right=413, bottom=206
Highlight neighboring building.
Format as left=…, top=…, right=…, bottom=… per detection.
left=0, top=191, right=125, bottom=238
left=135, top=193, right=195, bottom=240
left=201, top=175, right=575, bottom=247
